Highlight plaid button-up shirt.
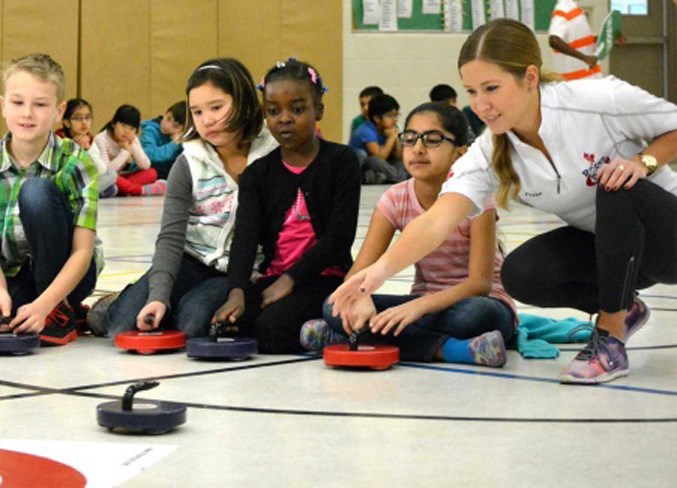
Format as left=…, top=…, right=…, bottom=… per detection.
left=0, top=132, right=100, bottom=277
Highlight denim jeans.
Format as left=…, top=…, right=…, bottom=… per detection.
left=323, top=294, right=515, bottom=362
left=107, top=254, right=230, bottom=338
left=7, top=178, right=97, bottom=310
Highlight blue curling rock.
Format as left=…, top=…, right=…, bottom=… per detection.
left=0, top=333, right=40, bottom=355
left=186, top=336, right=257, bottom=360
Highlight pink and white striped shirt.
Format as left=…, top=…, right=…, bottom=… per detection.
left=377, top=178, right=516, bottom=317
left=93, top=130, right=151, bottom=173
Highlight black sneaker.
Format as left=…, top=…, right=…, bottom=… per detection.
left=40, top=303, right=78, bottom=346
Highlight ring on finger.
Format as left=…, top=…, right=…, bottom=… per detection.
left=617, top=165, right=625, bottom=172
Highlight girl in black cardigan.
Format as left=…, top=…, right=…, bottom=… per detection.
left=215, top=59, right=361, bottom=353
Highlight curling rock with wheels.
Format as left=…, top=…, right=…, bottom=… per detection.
left=97, top=381, right=187, bottom=435
left=324, top=343, right=400, bottom=370
left=0, top=332, right=40, bottom=355
left=115, top=330, right=186, bottom=354
left=186, top=336, right=257, bottom=360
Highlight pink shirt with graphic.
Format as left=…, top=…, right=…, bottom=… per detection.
left=377, top=178, right=517, bottom=318
left=264, top=162, right=344, bottom=278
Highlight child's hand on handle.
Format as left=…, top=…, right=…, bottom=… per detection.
left=136, top=301, right=165, bottom=330
left=370, top=300, right=425, bottom=337
left=261, top=274, right=294, bottom=308
left=214, top=288, right=245, bottom=324
left=329, top=262, right=389, bottom=318
left=0, top=289, right=12, bottom=333
left=10, top=301, right=51, bottom=334
left=342, top=294, right=376, bottom=336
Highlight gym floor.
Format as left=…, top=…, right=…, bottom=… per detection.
left=1, top=185, right=675, bottom=487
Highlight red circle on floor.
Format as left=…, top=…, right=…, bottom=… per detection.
left=0, top=449, right=86, bottom=487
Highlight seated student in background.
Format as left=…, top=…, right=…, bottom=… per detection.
left=140, top=101, right=186, bottom=180
left=57, top=98, right=117, bottom=197
left=429, top=83, right=476, bottom=143
left=0, top=53, right=101, bottom=345
left=349, top=85, right=383, bottom=139
left=303, top=102, right=515, bottom=366
left=349, top=93, right=408, bottom=184
left=93, top=104, right=165, bottom=196
left=214, top=59, right=360, bottom=354
left=102, top=58, right=278, bottom=339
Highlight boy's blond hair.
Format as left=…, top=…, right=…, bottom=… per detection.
left=3, top=53, right=66, bottom=102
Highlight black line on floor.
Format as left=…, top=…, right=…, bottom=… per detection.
left=0, top=356, right=320, bottom=400
left=67, top=390, right=677, bottom=424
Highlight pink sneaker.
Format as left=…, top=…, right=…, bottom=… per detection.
left=560, top=329, right=629, bottom=384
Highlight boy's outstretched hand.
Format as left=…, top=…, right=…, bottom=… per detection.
left=10, top=301, right=51, bottom=334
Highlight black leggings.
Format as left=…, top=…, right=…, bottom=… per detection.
left=501, top=179, right=677, bottom=314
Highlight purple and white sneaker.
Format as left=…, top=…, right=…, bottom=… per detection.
left=560, top=329, right=629, bottom=384
left=624, top=296, right=650, bottom=341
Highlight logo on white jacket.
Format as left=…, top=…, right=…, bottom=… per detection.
left=581, top=153, right=610, bottom=186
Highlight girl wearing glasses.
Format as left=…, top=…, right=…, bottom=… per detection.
left=331, top=19, right=677, bottom=384
left=57, top=98, right=117, bottom=197
left=302, top=102, right=516, bottom=366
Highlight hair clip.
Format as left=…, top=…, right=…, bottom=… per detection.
left=275, top=61, right=286, bottom=69
left=257, top=76, right=265, bottom=91
left=307, top=67, right=318, bottom=84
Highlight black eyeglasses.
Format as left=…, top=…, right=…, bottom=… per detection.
left=398, top=130, right=456, bottom=148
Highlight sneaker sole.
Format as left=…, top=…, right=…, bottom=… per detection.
left=559, top=367, right=630, bottom=385
left=40, top=329, right=78, bottom=346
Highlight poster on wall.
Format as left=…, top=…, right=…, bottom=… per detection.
left=471, top=0, right=487, bottom=29
left=422, top=0, right=441, bottom=14
left=379, top=0, right=398, bottom=31
left=443, top=0, right=464, bottom=32
left=398, top=0, right=413, bottom=17
left=520, top=0, right=535, bottom=30
left=504, top=0, right=520, bottom=19
left=362, top=0, right=379, bottom=24
left=489, top=0, right=505, bottom=18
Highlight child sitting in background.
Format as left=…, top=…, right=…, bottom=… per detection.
left=0, top=53, right=101, bottom=345
left=304, top=103, right=515, bottom=366
left=93, top=104, right=165, bottom=196
left=349, top=93, right=407, bottom=184
left=140, top=101, right=186, bottom=180
left=214, top=58, right=360, bottom=353
left=349, top=85, right=383, bottom=139
left=58, top=98, right=117, bottom=197
left=429, top=84, right=476, bottom=143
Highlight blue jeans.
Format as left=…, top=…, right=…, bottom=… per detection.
left=107, top=254, right=230, bottom=338
left=7, top=178, right=97, bottom=309
left=323, top=294, right=515, bottom=362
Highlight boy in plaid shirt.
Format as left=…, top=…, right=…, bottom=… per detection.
left=0, top=53, right=100, bottom=345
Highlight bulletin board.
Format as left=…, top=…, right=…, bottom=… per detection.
left=352, top=0, right=558, bottom=32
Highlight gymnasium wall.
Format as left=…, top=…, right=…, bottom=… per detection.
left=0, top=0, right=343, bottom=141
